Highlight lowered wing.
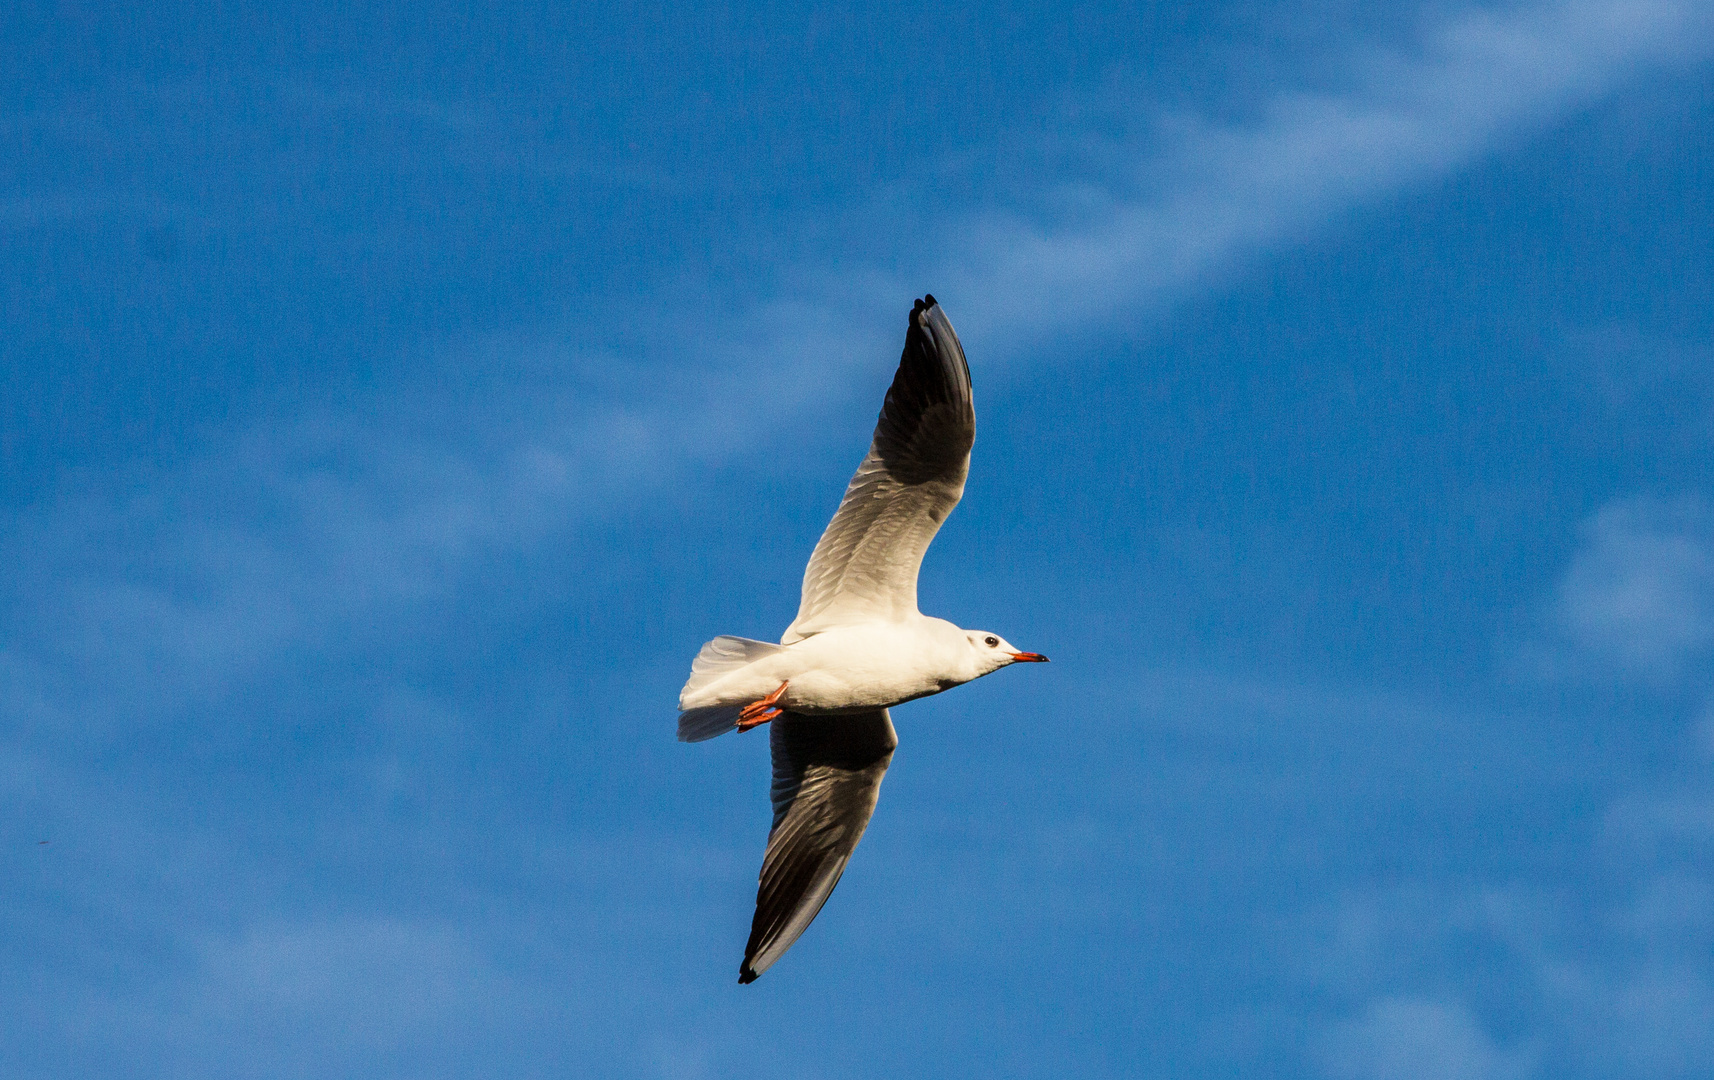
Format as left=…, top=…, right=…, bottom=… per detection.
left=739, top=710, right=898, bottom=983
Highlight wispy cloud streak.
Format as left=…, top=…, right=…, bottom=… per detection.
left=1517, top=497, right=1714, bottom=682
left=940, top=0, right=1714, bottom=343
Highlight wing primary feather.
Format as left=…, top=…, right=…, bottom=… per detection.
left=873, top=298, right=973, bottom=484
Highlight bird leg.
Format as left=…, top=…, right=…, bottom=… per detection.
left=737, top=682, right=789, bottom=733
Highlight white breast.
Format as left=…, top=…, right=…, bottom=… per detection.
left=679, top=618, right=971, bottom=715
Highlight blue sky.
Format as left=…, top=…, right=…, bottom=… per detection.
left=4, top=1, right=1713, bottom=1076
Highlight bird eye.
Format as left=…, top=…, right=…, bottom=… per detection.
left=984, top=636, right=999, bottom=647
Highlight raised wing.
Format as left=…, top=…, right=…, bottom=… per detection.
left=782, top=296, right=974, bottom=644
left=739, top=710, right=898, bottom=983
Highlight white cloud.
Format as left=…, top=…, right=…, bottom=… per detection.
left=1303, top=743, right=1714, bottom=1080
left=1315, top=996, right=1532, bottom=1080
left=939, top=0, right=1714, bottom=347
left=1526, top=875, right=1714, bottom=1077
left=1304, top=873, right=1714, bottom=1079
left=1551, top=498, right=1714, bottom=679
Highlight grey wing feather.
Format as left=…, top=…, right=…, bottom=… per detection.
left=738, top=709, right=898, bottom=983
left=783, top=298, right=974, bottom=643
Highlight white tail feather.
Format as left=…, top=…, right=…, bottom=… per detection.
left=681, top=635, right=787, bottom=700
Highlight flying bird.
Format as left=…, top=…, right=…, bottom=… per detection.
left=678, top=295, right=1048, bottom=983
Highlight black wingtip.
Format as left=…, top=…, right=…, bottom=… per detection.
left=738, top=965, right=759, bottom=984
left=912, top=293, right=938, bottom=316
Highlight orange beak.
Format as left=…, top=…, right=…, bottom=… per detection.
left=1010, top=652, right=1049, bottom=663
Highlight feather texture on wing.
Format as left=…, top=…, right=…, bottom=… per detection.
left=782, top=297, right=974, bottom=643
left=739, top=710, right=898, bottom=983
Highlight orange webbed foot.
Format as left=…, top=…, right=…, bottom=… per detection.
left=736, top=682, right=788, bottom=732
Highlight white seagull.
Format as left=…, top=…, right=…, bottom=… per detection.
left=678, top=295, right=1048, bottom=983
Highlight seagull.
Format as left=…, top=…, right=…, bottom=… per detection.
left=678, top=295, right=1048, bottom=983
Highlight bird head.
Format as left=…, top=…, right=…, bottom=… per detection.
left=964, top=630, right=1050, bottom=675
